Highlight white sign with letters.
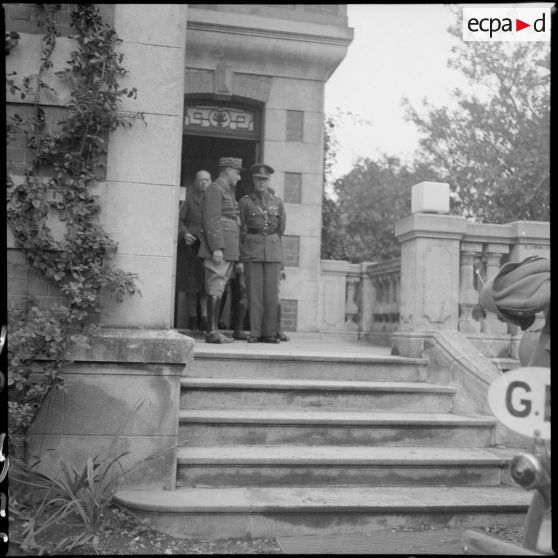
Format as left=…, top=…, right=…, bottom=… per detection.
left=488, top=367, right=550, bottom=440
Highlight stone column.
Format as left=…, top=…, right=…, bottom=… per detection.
left=358, top=262, right=376, bottom=336
left=391, top=182, right=467, bottom=356
left=318, top=260, right=350, bottom=333
left=458, top=243, right=482, bottom=334
left=99, top=5, right=188, bottom=328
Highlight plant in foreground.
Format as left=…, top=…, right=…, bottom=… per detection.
left=9, top=399, right=188, bottom=554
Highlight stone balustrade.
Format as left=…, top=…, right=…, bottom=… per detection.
left=320, top=183, right=549, bottom=357
left=391, top=182, right=549, bottom=359
left=318, top=260, right=374, bottom=338
left=366, top=259, right=401, bottom=344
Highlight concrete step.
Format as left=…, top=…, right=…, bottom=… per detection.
left=114, top=485, right=531, bottom=540
left=187, top=351, right=428, bottom=382
left=180, top=377, right=456, bottom=412
left=176, top=445, right=514, bottom=488
left=178, top=409, right=497, bottom=447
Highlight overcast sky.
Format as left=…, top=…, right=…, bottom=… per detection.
left=324, top=4, right=464, bottom=180
left=324, top=2, right=552, bottom=181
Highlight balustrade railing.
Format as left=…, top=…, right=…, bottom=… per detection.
left=367, top=259, right=400, bottom=340
left=320, top=217, right=548, bottom=352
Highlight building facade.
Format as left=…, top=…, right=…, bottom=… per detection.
left=6, top=4, right=353, bottom=333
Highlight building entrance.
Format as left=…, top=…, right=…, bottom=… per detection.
left=174, top=134, right=259, bottom=328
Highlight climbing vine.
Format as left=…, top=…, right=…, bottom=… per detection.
left=6, top=4, right=145, bottom=455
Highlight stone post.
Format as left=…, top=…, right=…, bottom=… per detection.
left=482, top=245, right=510, bottom=335
left=509, top=221, right=551, bottom=261
left=458, top=243, right=482, bottom=334
left=391, top=182, right=467, bottom=357
left=358, top=262, right=376, bottom=336
left=99, top=5, right=188, bottom=328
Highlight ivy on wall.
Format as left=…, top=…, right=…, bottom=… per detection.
left=6, top=4, right=145, bottom=455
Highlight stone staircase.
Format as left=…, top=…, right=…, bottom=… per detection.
left=114, top=338, right=531, bottom=540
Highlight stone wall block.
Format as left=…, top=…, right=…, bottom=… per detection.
left=114, top=4, right=187, bottom=47
left=106, top=115, right=182, bottom=186
left=116, top=42, right=185, bottom=115
left=263, top=142, right=323, bottom=174
left=266, top=77, right=324, bottom=111
left=263, top=109, right=286, bottom=142
left=97, top=255, right=174, bottom=328
left=284, top=204, right=322, bottom=237
left=298, top=235, right=323, bottom=271
left=58, top=373, right=178, bottom=436
left=5, top=33, right=42, bottom=104
left=303, top=111, right=325, bottom=145
left=103, top=182, right=176, bottom=257
left=28, top=385, right=66, bottom=435
left=26, top=434, right=177, bottom=488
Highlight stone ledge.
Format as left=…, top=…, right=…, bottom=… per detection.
left=65, top=328, right=195, bottom=364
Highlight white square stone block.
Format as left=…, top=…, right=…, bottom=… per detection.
left=411, top=182, right=450, bottom=214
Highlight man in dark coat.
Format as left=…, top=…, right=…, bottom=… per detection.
left=239, top=163, right=286, bottom=343
left=198, top=157, right=243, bottom=343
left=178, top=169, right=210, bottom=331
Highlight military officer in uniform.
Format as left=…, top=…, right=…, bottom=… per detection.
left=178, top=169, right=211, bottom=332
left=239, top=163, right=286, bottom=343
left=198, top=157, right=243, bottom=344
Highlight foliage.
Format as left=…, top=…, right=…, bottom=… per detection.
left=321, top=109, right=372, bottom=260
left=402, top=17, right=550, bottom=223
left=6, top=4, right=143, bottom=455
left=8, top=399, right=179, bottom=554
left=331, top=156, right=437, bottom=262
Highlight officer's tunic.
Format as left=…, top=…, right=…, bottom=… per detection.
left=239, top=192, right=286, bottom=338
left=178, top=188, right=204, bottom=294
left=198, top=177, right=241, bottom=296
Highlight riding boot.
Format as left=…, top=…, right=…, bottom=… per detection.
left=233, top=303, right=249, bottom=340
left=206, top=295, right=233, bottom=344
left=218, top=288, right=228, bottom=330
left=277, top=304, right=290, bottom=342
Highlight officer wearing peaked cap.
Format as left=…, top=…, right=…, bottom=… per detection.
left=198, top=157, right=244, bottom=343
left=239, top=163, right=286, bottom=343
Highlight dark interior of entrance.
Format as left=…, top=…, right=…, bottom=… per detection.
left=174, top=135, right=259, bottom=328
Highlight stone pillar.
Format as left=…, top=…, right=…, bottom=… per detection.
left=99, top=5, right=188, bottom=328
left=458, top=243, right=482, bottom=335
left=358, top=262, right=376, bottom=336
left=391, top=182, right=467, bottom=356
left=395, top=213, right=467, bottom=333
left=318, top=260, right=350, bottom=333
left=509, top=221, right=550, bottom=261
left=482, top=244, right=509, bottom=335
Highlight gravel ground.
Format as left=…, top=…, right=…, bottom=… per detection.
left=7, top=503, right=526, bottom=555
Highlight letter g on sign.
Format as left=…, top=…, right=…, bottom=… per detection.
left=488, top=367, right=550, bottom=439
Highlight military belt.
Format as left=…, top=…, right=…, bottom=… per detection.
left=247, top=227, right=278, bottom=235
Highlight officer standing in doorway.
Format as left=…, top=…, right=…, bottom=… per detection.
left=239, top=163, right=286, bottom=343
left=198, top=157, right=244, bottom=344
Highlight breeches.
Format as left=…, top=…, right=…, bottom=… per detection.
left=244, top=261, right=281, bottom=337
left=203, top=259, right=234, bottom=297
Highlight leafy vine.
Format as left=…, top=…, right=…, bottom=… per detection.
left=6, top=4, right=145, bottom=455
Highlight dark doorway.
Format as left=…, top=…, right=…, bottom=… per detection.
left=174, top=134, right=259, bottom=328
